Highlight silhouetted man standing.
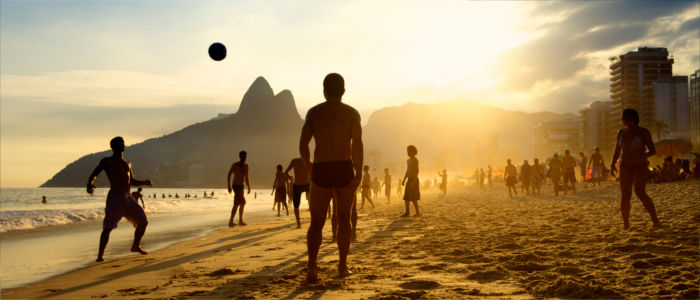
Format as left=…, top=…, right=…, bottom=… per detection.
left=300, top=73, right=363, bottom=282
left=87, top=136, right=152, bottom=262
left=227, top=151, right=251, bottom=227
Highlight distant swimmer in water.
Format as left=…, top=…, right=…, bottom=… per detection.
left=227, top=151, right=251, bottom=227
left=505, top=159, right=518, bottom=197
left=285, top=157, right=310, bottom=228
left=42, top=196, right=47, bottom=204
left=548, top=153, right=563, bottom=196
left=610, top=108, right=661, bottom=229
left=562, top=150, right=577, bottom=195
left=383, top=168, right=392, bottom=203
left=588, top=147, right=605, bottom=188
left=87, top=136, right=151, bottom=262
left=360, top=166, right=374, bottom=209
left=131, top=187, right=146, bottom=209
left=300, top=73, right=363, bottom=282
left=272, top=164, right=290, bottom=217
left=401, top=145, right=421, bottom=217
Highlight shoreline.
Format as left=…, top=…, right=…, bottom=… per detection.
left=3, top=181, right=699, bottom=299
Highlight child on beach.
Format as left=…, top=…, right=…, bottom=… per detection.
left=383, top=168, right=392, bottom=203
left=505, top=159, right=518, bottom=197
left=272, top=165, right=290, bottom=217
left=360, top=166, right=374, bottom=209
left=401, top=145, right=421, bottom=217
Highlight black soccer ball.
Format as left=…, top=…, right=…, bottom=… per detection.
left=208, top=42, right=226, bottom=61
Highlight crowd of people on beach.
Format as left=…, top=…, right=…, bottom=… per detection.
left=84, top=73, right=697, bottom=283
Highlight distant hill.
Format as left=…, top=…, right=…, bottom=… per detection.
left=41, top=77, right=303, bottom=188
left=42, top=78, right=576, bottom=187
left=362, top=99, right=575, bottom=174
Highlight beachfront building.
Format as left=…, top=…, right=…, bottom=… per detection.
left=690, top=70, right=700, bottom=147
left=580, top=101, right=613, bottom=153
left=609, top=47, right=674, bottom=145
left=644, top=75, right=690, bottom=139
left=534, top=120, right=579, bottom=160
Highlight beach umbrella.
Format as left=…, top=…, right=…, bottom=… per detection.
left=654, top=139, right=693, bottom=157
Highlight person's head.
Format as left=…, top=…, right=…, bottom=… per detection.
left=276, top=164, right=283, bottom=171
left=407, top=145, right=417, bottom=157
left=565, top=149, right=570, bottom=156
left=579, top=152, right=584, bottom=157
left=622, top=108, right=640, bottom=127
left=363, top=165, right=369, bottom=172
left=523, top=160, right=529, bottom=165
left=137, top=187, right=142, bottom=192
left=110, top=136, right=125, bottom=153
left=534, top=158, right=539, bottom=165
left=553, top=153, right=559, bottom=160
left=239, top=151, right=247, bottom=162
left=323, top=73, right=345, bottom=101
left=384, top=168, right=389, bottom=174
left=507, top=159, right=511, bottom=165
left=594, top=147, right=600, bottom=153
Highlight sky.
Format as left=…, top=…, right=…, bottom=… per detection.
left=1, top=0, right=698, bottom=187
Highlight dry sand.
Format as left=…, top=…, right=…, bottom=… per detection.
left=3, top=180, right=699, bottom=299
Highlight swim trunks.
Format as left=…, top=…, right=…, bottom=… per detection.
left=292, top=183, right=309, bottom=208
left=403, top=177, right=420, bottom=201
left=312, top=160, right=354, bottom=188
left=385, top=183, right=392, bottom=196
left=103, top=191, right=148, bottom=230
left=232, top=183, right=246, bottom=205
left=563, top=168, right=577, bottom=184
left=592, top=166, right=603, bottom=178
left=506, top=175, right=517, bottom=187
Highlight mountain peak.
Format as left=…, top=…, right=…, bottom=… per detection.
left=238, top=76, right=274, bottom=114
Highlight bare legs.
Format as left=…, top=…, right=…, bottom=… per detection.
left=97, top=222, right=148, bottom=262
left=619, top=163, right=661, bottom=229
left=229, top=203, right=246, bottom=226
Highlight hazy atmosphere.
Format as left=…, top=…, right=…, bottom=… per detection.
left=2, top=0, right=698, bottom=187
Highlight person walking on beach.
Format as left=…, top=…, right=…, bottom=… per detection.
left=272, top=164, right=290, bottom=217
left=549, top=153, right=563, bottom=196
left=131, top=187, right=146, bottom=209
left=438, top=169, right=447, bottom=196
left=285, top=157, right=309, bottom=228
left=505, top=159, right=518, bottom=197
left=579, top=152, right=588, bottom=187
left=360, top=166, right=374, bottom=209
left=86, top=136, right=152, bottom=262
left=487, top=165, right=493, bottom=187
left=396, top=178, right=403, bottom=197
left=300, top=73, right=363, bottom=282
left=383, top=168, right=392, bottom=203
left=479, top=168, right=485, bottom=189
left=532, top=158, right=543, bottom=195
left=610, top=109, right=661, bottom=229
left=588, top=147, right=605, bottom=188
left=562, top=150, right=577, bottom=195
left=227, top=151, right=251, bottom=227
left=520, top=160, right=531, bottom=195
left=401, top=145, right=421, bottom=217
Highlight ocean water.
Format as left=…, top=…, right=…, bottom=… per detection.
left=0, top=187, right=306, bottom=289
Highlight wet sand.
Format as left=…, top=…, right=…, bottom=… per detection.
left=3, top=180, right=698, bottom=299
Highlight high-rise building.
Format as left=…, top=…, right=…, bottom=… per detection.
left=580, top=101, right=613, bottom=152
left=534, top=120, right=579, bottom=160
left=645, top=75, right=689, bottom=139
left=691, top=70, right=700, bottom=147
left=609, top=47, right=674, bottom=144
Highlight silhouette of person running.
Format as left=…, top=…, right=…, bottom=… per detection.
left=401, top=145, right=421, bottom=217
left=505, top=159, right=518, bottom=197
left=87, top=136, right=151, bottom=262
left=285, top=157, right=310, bottom=228
left=227, top=151, right=251, bottom=227
left=610, top=109, right=661, bottom=229
left=300, top=73, right=363, bottom=282
left=131, top=187, right=145, bottom=209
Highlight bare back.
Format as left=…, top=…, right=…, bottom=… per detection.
left=302, top=101, right=361, bottom=163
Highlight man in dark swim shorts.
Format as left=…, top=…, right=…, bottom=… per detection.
left=300, top=73, right=363, bottom=282
left=285, top=157, right=310, bottom=228
left=227, top=151, right=251, bottom=227
left=87, top=136, right=152, bottom=262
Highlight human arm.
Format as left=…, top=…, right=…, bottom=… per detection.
left=284, top=160, right=294, bottom=175
left=86, top=159, right=105, bottom=194
left=610, top=130, right=623, bottom=177
left=129, top=165, right=152, bottom=187
left=227, top=164, right=235, bottom=193
left=350, top=115, right=364, bottom=189
left=643, top=129, right=656, bottom=158
left=299, top=117, right=313, bottom=172
left=245, top=165, right=251, bottom=194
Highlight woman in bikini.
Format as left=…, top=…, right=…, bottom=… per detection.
left=610, top=109, right=661, bottom=229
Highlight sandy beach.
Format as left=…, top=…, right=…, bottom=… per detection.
left=3, top=180, right=698, bottom=299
